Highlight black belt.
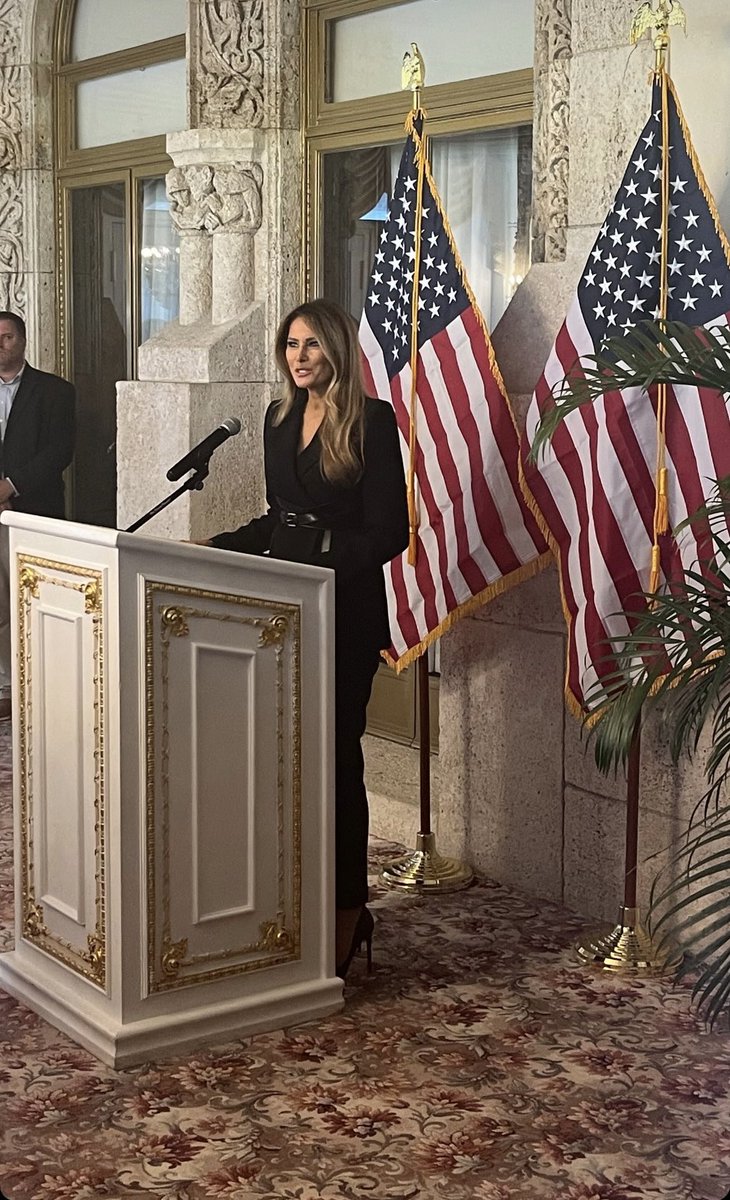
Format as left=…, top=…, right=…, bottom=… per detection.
left=279, top=509, right=325, bottom=528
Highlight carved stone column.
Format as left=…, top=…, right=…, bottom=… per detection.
left=189, top=0, right=301, bottom=334
left=207, top=163, right=263, bottom=322
left=165, top=130, right=266, bottom=322
left=0, top=0, right=59, bottom=368
left=167, top=165, right=214, bottom=324
left=532, top=0, right=572, bottom=264
left=118, top=131, right=269, bottom=539
left=0, top=7, right=25, bottom=318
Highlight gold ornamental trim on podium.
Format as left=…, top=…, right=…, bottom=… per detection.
left=17, top=555, right=108, bottom=990
left=144, top=581, right=302, bottom=993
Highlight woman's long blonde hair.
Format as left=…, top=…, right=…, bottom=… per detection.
left=273, top=298, right=366, bottom=485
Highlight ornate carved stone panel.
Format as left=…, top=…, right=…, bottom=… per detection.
left=0, top=64, right=21, bottom=169
left=0, top=5, right=29, bottom=325
left=532, top=0, right=572, bottom=263
left=0, top=37, right=24, bottom=314
left=0, top=0, right=21, bottom=66
left=192, top=0, right=265, bottom=128
left=0, top=171, right=23, bottom=312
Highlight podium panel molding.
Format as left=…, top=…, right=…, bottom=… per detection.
left=144, top=580, right=303, bottom=993
left=17, top=553, right=108, bottom=991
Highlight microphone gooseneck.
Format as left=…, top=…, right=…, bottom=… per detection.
left=166, top=418, right=242, bottom=482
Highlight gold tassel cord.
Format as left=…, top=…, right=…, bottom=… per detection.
left=654, top=461, right=669, bottom=540
left=406, top=108, right=427, bottom=567
left=648, top=65, right=672, bottom=596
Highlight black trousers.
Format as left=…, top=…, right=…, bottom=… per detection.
left=334, top=635, right=382, bottom=909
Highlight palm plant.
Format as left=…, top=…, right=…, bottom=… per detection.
left=532, top=319, right=730, bottom=1024
left=531, top=320, right=730, bottom=449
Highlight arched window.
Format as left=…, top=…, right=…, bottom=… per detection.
left=55, top=0, right=186, bottom=526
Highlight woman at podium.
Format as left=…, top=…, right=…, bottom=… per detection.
left=206, top=299, right=409, bottom=979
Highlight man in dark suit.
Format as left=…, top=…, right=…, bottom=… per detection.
left=0, top=312, right=76, bottom=720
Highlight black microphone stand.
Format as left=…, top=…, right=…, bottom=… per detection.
left=124, top=461, right=211, bottom=533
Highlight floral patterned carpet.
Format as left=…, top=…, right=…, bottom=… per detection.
left=1, top=727, right=730, bottom=1199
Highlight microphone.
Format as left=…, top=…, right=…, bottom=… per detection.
left=166, top=418, right=241, bottom=481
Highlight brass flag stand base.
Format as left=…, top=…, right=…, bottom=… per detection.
left=380, top=831, right=474, bottom=893
left=574, top=725, right=683, bottom=976
left=381, top=657, right=473, bottom=895
left=576, top=905, right=682, bottom=975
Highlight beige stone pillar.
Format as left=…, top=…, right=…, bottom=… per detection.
left=167, top=165, right=215, bottom=323
left=212, top=232, right=255, bottom=322
left=207, top=163, right=263, bottom=323
left=178, top=232, right=213, bottom=324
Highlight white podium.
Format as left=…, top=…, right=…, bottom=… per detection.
left=0, top=513, right=342, bottom=1067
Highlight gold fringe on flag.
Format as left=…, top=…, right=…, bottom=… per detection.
left=382, top=548, right=549, bottom=674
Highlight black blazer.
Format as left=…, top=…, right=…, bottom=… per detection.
left=2, top=364, right=76, bottom=519
left=212, top=392, right=409, bottom=650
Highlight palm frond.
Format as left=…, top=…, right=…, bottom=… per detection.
left=648, top=804, right=730, bottom=1025
left=530, top=320, right=730, bottom=463
left=582, top=566, right=730, bottom=772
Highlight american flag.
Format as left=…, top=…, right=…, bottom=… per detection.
left=359, top=113, right=550, bottom=671
left=521, top=74, right=730, bottom=714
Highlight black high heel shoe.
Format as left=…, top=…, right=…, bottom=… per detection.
left=336, top=906, right=375, bottom=979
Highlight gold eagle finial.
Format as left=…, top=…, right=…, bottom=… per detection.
left=401, top=42, right=425, bottom=95
left=630, top=0, right=687, bottom=68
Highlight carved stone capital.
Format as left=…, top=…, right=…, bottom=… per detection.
left=166, top=165, right=215, bottom=233
left=167, top=162, right=264, bottom=238
left=205, top=163, right=263, bottom=233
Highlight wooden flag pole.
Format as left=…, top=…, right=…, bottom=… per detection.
left=575, top=721, right=681, bottom=973
left=379, top=45, right=473, bottom=894
left=417, top=652, right=432, bottom=836
left=623, top=723, right=641, bottom=913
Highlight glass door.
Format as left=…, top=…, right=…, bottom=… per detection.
left=68, top=179, right=129, bottom=527
left=63, top=170, right=179, bottom=527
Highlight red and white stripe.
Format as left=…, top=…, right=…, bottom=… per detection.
left=522, top=297, right=730, bottom=712
left=361, top=304, right=550, bottom=670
